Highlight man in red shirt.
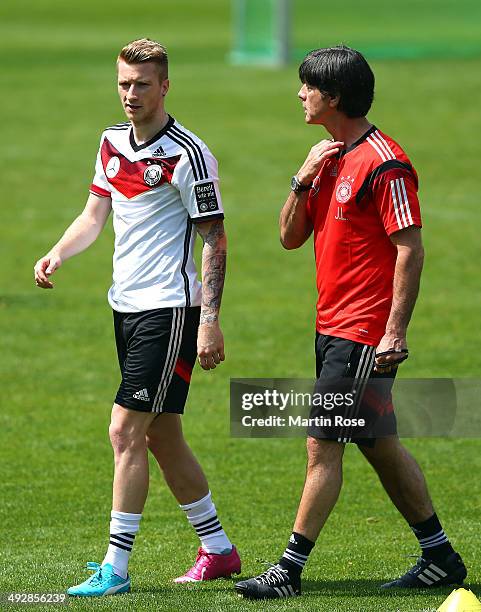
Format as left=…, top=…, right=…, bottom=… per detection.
left=236, top=45, right=466, bottom=599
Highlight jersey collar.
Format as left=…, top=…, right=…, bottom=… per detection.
left=129, top=114, right=175, bottom=152
left=338, top=124, right=377, bottom=158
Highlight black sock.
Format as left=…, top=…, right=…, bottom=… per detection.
left=410, top=513, right=455, bottom=562
left=278, top=532, right=315, bottom=576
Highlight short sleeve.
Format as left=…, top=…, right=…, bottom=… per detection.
left=172, top=144, right=224, bottom=223
left=371, top=168, right=422, bottom=235
left=89, top=134, right=111, bottom=198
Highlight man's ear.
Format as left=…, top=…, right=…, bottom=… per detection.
left=329, top=94, right=340, bottom=109
left=161, top=79, right=170, bottom=97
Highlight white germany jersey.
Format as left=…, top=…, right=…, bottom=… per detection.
left=90, top=115, right=224, bottom=312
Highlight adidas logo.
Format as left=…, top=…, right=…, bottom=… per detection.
left=133, top=388, right=150, bottom=401
left=152, top=146, right=166, bottom=157
left=289, top=535, right=298, bottom=545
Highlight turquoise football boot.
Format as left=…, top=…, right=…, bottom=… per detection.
left=67, top=562, right=130, bottom=597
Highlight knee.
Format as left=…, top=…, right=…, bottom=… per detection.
left=306, top=437, right=344, bottom=471
left=306, top=436, right=320, bottom=462
left=109, top=421, right=144, bottom=455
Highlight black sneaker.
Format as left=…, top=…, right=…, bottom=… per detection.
left=381, top=552, right=467, bottom=589
left=235, top=564, right=301, bottom=599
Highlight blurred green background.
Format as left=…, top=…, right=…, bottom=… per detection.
left=292, top=0, right=481, bottom=59
left=1, top=1, right=480, bottom=610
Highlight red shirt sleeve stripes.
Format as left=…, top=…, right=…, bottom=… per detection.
left=371, top=168, right=422, bottom=235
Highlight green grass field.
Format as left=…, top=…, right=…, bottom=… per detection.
left=1, top=1, right=480, bottom=610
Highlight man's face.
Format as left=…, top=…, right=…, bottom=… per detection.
left=298, top=82, right=336, bottom=125
left=117, top=59, right=169, bottom=124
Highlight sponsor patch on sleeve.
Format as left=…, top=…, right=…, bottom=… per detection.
left=194, top=181, right=219, bottom=214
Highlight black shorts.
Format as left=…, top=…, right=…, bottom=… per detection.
left=308, top=333, right=398, bottom=446
left=113, top=306, right=200, bottom=413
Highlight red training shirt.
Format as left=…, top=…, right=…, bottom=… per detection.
left=306, top=126, right=422, bottom=346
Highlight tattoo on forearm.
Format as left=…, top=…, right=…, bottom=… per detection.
left=197, top=220, right=225, bottom=247
left=197, top=221, right=227, bottom=324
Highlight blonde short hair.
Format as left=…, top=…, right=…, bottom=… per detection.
left=118, top=38, right=168, bottom=80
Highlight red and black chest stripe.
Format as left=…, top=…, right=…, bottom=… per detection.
left=101, top=138, right=181, bottom=199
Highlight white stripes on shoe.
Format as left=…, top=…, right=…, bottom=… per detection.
left=273, top=585, right=295, bottom=597
left=152, top=307, right=185, bottom=412
left=416, top=563, right=448, bottom=585
left=338, top=344, right=376, bottom=443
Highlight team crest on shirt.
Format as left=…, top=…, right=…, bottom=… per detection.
left=106, top=156, right=120, bottom=179
left=336, top=175, right=355, bottom=203
left=143, top=164, right=163, bottom=186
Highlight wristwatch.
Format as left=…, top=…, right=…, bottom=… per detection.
left=291, top=175, right=312, bottom=193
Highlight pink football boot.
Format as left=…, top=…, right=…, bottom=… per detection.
left=174, top=546, right=241, bottom=583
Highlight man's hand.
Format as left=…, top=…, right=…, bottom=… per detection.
left=33, top=194, right=112, bottom=290
left=374, top=332, right=408, bottom=373
left=34, top=252, right=62, bottom=289
left=297, top=139, right=344, bottom=185
left=197, top=321, right=225, bottom=370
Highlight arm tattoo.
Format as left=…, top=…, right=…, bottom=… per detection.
left=196, top=220, right=227, bottom=324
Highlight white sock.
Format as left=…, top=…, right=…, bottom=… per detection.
left=180, top=491, right=232, bottom=554
left=102, top=510, right=142, bottom=579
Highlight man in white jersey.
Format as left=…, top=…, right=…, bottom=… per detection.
left=34, top=38, right=241, bottom=597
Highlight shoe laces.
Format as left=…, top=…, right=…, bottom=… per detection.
left=85, top=562, right=103, bottom=585
left=194, top=547, right=212, bottom=565
left=256, top=563, right=289, bottom=586
left=405, top=556, right=428, bottom=576
left=184, top=548, right=211, bottom=579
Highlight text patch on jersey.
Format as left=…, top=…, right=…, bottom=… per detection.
left=194, top=182, right=219, bottom=214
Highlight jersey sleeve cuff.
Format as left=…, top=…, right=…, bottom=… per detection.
left=386, top=220, right=422, bottom=235
left=190, top=212, right=225, bottom=224
left=90, top=184, right=111, bottom=198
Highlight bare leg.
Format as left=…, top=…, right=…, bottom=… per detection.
left=109, top=403, right=157, bottom=513
left=146, top=413, right=208, bottom=504
left=359, top=436, right=434, bottom=524
left=293, top=438, right=345, bottom=542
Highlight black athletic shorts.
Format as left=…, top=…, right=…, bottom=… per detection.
left=113, top=306, right=200, bottom=413
left=307, top=333, right=398, bottom=446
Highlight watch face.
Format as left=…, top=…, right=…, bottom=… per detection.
left=291, top=176, right=299, bottom=191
